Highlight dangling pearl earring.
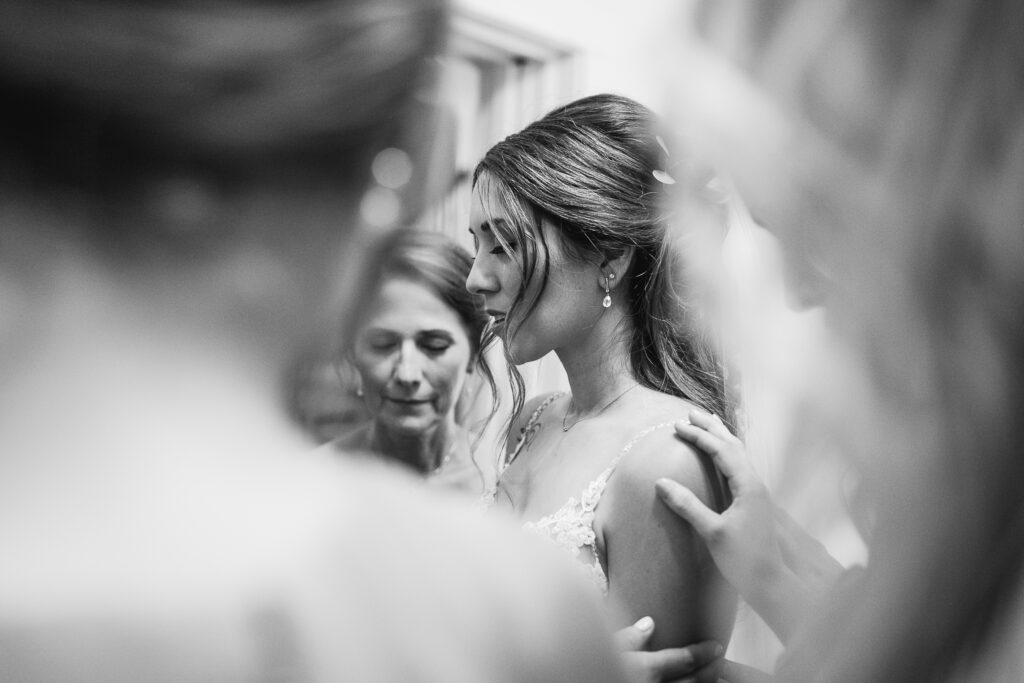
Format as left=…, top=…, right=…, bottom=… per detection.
left=602, top=273, right=615, bottom=309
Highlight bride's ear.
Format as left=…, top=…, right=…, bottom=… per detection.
left=598, top=247, right=634, bottom=290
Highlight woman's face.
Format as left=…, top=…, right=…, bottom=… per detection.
left=466, top=176, right=605, bottom=364
left=352, top=276, right=473, bottom=435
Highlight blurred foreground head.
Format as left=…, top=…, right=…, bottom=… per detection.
left=0, top=0, right=446, bottom=362
left=679, top=0, right=1024, bottom=680
left=0, top=3, right=628, bottom=683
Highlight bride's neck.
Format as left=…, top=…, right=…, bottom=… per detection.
left=556, top=313, right=636, bottom=411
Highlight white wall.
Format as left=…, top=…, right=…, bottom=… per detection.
left=455, top=0, right=680, bottom=111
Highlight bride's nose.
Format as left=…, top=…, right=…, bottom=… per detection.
left=466, top=255, right=498, bottom=296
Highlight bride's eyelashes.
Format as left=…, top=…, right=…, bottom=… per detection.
left=490, top=241, right=517, bottom=256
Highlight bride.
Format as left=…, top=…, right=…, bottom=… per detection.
left=468, top=94, right=737, bottom=650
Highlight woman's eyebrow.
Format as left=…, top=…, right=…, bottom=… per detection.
left=471, top=218, right=511, bottom=235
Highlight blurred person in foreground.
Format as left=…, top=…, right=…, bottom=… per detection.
left=0, top=2, right=628, bottom=681
left=287, top=351, right=369, bottom=444
left=328, top=229, right=490, bottom=495
left=622, top=0, right=1024, bottom=680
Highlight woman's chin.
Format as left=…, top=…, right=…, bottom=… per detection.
left=505, top=338, right=547, bottom=365
left=377, top=413, right=440, bottom=436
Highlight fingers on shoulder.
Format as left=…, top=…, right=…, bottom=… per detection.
left=655, top=478, right=721, bottom=539
left=674, top=420, right=749, bottom=485
left=685, top=409, right=741, bottom=442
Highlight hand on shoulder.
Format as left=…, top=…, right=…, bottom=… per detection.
left=658, top=409, right=843, bottom=644
left=599, top=416, right=735, bottom=650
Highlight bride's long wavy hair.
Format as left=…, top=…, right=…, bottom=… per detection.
left=473, top=94, right=735, bottom=443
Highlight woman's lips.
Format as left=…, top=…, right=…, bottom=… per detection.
left=385, top=397, right=433, bottom=406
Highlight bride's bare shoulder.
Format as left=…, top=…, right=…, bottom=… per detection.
left=608, top=391, right=717, bottom=510
left=630, top=387, right=701, bottom=421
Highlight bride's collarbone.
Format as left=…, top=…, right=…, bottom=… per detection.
left=518, top=418, right=612, bottom=466
left=501, top=420, right=635, bottom=517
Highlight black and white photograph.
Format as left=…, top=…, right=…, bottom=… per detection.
left=1, top=1, right=1022, bottom=681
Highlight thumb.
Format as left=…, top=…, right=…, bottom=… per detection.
left=656, top=478, right=720, bottom=539
left=614, top=616, right=655, bottom=652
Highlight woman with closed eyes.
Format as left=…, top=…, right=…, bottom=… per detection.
left=467, top=93, right=737, bottom=652
left=331, top=230, right=492, bottom=494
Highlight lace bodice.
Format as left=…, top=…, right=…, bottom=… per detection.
left=481, top=394, right=673, bottom=596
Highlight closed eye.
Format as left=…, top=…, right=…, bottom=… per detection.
left=490, top=238, right=518, bottom=256
left=418, top=332, right=455, bottom=353
left=362, top=329, right=399, bottom=352
left=420, top=339, right=452, bottom=352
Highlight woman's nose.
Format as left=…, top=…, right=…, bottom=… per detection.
left=466, top=255, right=497, bottom=296
left=392, top=342, right=423, bottom=389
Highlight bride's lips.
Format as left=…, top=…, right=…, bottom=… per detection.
left=486, top=309, right=507, bottom=327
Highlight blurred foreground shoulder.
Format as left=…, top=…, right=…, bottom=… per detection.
left=0, top=454, right=628, bottom=683
left=260, top=457, right=632, bottom=682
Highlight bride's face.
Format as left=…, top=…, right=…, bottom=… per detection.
left=465, top=175, right=606, bottom=364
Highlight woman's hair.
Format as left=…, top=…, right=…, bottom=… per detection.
left=374, top=230, right=490, bottom=365
left=691, top=1, right=1024, bottom=681
left=0, top=0, right=447, bottom=253
left=473, top=94, right=734, bottom=435
left=345, top=229, right=498, bottom=435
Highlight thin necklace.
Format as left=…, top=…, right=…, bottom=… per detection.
left=561, top=383, right=639, bottom=432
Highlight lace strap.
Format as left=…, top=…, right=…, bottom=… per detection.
left=501, top=392, right=565, bottom=474
left=581, top=422, right=676, bottom=512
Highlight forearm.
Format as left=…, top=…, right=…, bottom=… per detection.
left=744, top=558, right=821, bottom=645
left=750, top=509, right=845, bottom=643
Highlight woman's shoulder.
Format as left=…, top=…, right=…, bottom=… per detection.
left=619, top=424, right=707, bottom=486
left=609, top=394, right=716, bottom=507
left=596, top=423, right=716, bottom=547
left=631, top=388, right=701, bottom=421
